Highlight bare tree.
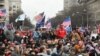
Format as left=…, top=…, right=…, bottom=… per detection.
left=9, top=10, right=23, bottom=27
left=51, top=2, right=92, bottom=28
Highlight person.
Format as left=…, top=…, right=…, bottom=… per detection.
left=0, top=28, right=6, bottom=42
left=52, top=40, right=64, bottom=56
left=49, top=30, right=56, bottom=40
left=14, top=31, right=22, bottom=44
left=55, top=24, right=66, bottom=39
left=5, top=26, right=14, bottom=42
left=71, top=30, right=81, bottom=42
left=33, top=30, right=40, bottom=41
left=66, top=25, right=72, bottom=35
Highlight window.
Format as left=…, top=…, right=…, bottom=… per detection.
left=13, top=5, right=16, bottom=8
left=96, top=12, right=100, bottom=20
left=9, top=7, right=12, bottom=11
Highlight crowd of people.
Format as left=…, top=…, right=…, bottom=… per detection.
left=0, top=24, right=100, bottom=56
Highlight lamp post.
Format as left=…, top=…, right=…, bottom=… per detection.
left=94, top=13, right=97, bottom=26
left=86, top=13, right=88, bottom=27
left=82, top=15, right=83, bottom=26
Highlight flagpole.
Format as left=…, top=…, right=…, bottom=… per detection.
left=70, top=16, right=72, bottom=31
left=22, top=20, right=24, bottom=30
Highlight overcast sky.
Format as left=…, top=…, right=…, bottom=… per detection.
left=21, top=0, right=64, bottom=24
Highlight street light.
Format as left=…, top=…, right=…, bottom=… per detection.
left=94, top=13, right=97, bottom=25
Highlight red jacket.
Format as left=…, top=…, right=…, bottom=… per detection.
left=56, top=28, right=66, bottom=39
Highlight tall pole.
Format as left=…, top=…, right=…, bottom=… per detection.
left=87, top=13, right=88, bottom=27
left=95, top=13, right=96, bottom=26
left=82, top=15, right=83, bottom=27
left=77, top=12, right=84, bottom=27
left=22, top=20, right=24, bottom=30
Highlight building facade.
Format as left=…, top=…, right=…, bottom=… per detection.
left=0, top=0, right=21, bottom=26
left=87, top=0, right=100, bottom=22
left=64, top=0, right=100, bottom=26
left=64, top=0, right=79, bottom=12
left=0, top=0, right=9, bottom=24
left=9, top=0, right=21, bottom=15
left=77, top=0, right=100, bottom=25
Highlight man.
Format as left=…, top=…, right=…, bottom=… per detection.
left=0, top=28, right=6, bottom=42
left=55, top=25, right=66, bottom=39
left=33, top=30, right=40, bottom=41
left=66, top=25, right=72, bottom=35
left=5, top=27, right=14, bottom=42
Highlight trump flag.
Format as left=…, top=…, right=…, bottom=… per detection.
left=35, top=12, right=44, bottom=23
left=62, top=16, right=71, bottom=27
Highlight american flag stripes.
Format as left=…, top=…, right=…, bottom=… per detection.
left=35, top=12, right=44, bottom=23
left=0, top=9, right=6, bottom=16
left=62, top=16, right=71, bottom=27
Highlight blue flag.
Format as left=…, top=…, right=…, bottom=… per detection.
left=36, top=16, right=45, bottom=30
left=62, top=16, right=71, bottom=27
left=66, top=25, right=72, bottom=34
left=62, top=16, right=72, bottom=34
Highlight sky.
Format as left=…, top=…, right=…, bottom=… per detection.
left=21, top=0, right=64, bottom=24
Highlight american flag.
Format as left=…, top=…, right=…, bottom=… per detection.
left=62, top=16, right=71, bottom=27
left=0, top=9, right=6, bottom=16
left=0, top=11, right=4, bottom=16
left=45, top=21, right=51, bottom=29
left=35, top=16, right=45, bottom=29
left=35, top=12, right=44, bottom=23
